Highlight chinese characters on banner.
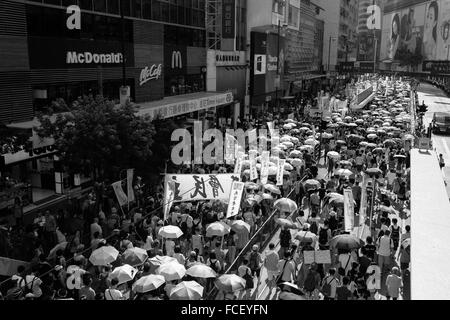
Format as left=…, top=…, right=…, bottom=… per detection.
left=112, top=181, right=128, bottom=207
left=358, top=180, right=370, bottom=240
left=163, top=178, right=176, bottom=220
left=276, top=159, right=286, bottom=186
left=249, top=150, right=258, bottom=181
left=163, top=174, right=240, bottom=203
left=343, top=188, right=355, bottom=233
left=225, top=133, right=235, bottom=165
left=248, top=129, right=257, bottom=152
left=226, top=181, right=245, bottom=218
left=126, top=169, right=135, bottom=203
left=260, top=151, right=270, bottom=185
left=234, top=153, right=244, bottom=175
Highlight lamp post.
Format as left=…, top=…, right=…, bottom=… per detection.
left=328, top=36, right=337, bottom=72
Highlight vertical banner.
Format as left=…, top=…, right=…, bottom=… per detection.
left=222, top=0, right=236, bottom=39
left=112, top=181, right=128, bottom=207
left=267, top=122, right=275, bottom=137
left=343, top=188, right=355, bottom=233
left=234, top=153, right=244, bottom=175
left=260, top=151, right=270, bottom=185
left=271, top=130, right=280, bottom=158
left=126, top=169, right=135, bottom=203
left=248, top=129, right=258, bottom=151
left=163, top=177, right=175, bottom=221
left=276, top=159, right=286, bottom=186
left=358, top=181, right=368, bottom=240
left=225, top=133, right=235, bottom=165
left=226, top=181, right=245, bottom=218
left=249, top=150, right=258, bottom=181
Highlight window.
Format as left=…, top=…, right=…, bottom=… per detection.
left=177, top=5, right=185, bottom=24
left=170, top=4, right=177, bottom=23
left=152, top=0, right=161, bottom=20
left=79, top=0, right=93, bottom=11
left=161, top=1, right=169, bottom=21
left=107, top=0, right=120, bottom=14
left=288, top=5, right=299, bottom=28
left=94, top=0, right=107, bottom=12
left=272, top=0, right=283, bottom=14
left=142, top=0, right=151, bottom=19
left=131, top=0, right=142, bottom=18
left=185, top=7, right=192, bottom=25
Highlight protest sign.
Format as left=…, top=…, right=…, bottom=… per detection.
left=276, top=159, right=285, bottom=186
left=343, top=188, right=355, bottom=232
left=112, top=181, right=128, bottom=207
left=226, top=181, right=245, bottom=218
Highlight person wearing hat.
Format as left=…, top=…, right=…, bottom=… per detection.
left=385, top=267, right=403, bottom=300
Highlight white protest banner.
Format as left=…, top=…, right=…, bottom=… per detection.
left=226, top=181, right=245, bottom=218
left=164, top=174, right=240, bottom=203
left=303, top=250, right=332, bottom=264
left=163, top=176, right=176, bottom=220
left=358, top=181, right=368, bottom=240
left=225, top=133, right=235, bottom=165
left=126, top=169, right=135, bottom=203
left=276, top=159, right=286, bottom=186
left=112, top=181, right=128, bottom=207
left=234, top=153, right=244, bottom=175
left=343, top=188, right=355, bottom=232
left=271, top=131, right=280, bottom=158
left=267, top=122, right=275, bottom=137
left=249, top=150, right=258, bottom=181
left=260, top=151, right=270, bottom=185
left=0, top=257, right=29, bottom=276
left=248, top=129, right=257, bottom=151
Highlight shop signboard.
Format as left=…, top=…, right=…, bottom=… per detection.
left=222, top=0, right=236, bottom=39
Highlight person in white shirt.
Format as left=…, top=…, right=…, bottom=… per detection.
left=165, top=239, right=176, bottom=257
left=277, top=252, right=296, bottom=284
left=173, top=246, right=186, bottom=265
left=90, top=218, right=102, bottom=240
left=105, top=278, right=123, bottom=300
left=376, top=230, right=394, bottom=271
left=264, top=243, right=280, bottom=290
left=338, top=251, right=356, bottom=276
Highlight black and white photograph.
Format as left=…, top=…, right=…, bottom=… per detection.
left=0, top=0, right=449, bottom=313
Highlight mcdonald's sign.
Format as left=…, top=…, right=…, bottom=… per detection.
left=172, top=51, right=182, bottom=69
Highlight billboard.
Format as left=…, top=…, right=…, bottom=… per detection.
left=381, top=0, right=450, bottom=64
left=222, top=0, right=236, bottom=39
left=357, top=0, right=383, bottom=62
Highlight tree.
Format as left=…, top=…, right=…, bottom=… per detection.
left=35, top=95, right=156, bottom=182
left=0, top=124, right=30, bottom=155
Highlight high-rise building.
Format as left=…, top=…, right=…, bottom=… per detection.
left=319, top=0, right=359, bottom=72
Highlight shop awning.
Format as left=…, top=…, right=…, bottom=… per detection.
left=136, top=91, right=234, bottom=120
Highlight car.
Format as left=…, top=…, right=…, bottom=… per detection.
left=432, top=112, right=450, bottom=134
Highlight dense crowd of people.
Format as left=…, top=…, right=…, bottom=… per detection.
left=0, top=75, right=413, bottom=301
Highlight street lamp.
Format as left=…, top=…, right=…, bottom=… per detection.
left=328, top=36, right=337, bottom=72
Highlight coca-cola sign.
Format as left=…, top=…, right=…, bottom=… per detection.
left=139, top=64, right=162, bottom=86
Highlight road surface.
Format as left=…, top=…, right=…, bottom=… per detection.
left=417, top=82, right=450, bottom=197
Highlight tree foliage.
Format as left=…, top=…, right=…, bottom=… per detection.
left=35, top=95, right=156, bottom=181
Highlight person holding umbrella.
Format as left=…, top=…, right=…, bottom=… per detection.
left=247, top=245, right=263, bottom=283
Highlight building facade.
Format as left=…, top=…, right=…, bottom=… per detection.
left=0, top=0, right=234, bottom=211
left=319, top=0, right=359, bottom=72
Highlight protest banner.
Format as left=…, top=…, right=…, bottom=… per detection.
left=234, top=153, right=244, bottom=175
left=225, top=133, right=235, bottom=165
left=248, top=129, right=257, bottom=151
left=249, top=150, right=258, bottom=181
left=343, top=188, right=355, bottom=232
left=112, top=181, right=128, bottom=207
left=163, top=174, right=240, bottom=203
left=303, top=250, right=332, bottom=264
left=276, top=159, right=285, bottom=186
left=260, top=151, right=270, bottom=185
left=226, top=181, right=245, bottom=218
left=126, top=169, right=135, bottom=203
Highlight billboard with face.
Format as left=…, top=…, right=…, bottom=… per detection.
left=436, top=0, right=450, bottom=59
left=423, top=1, right=439, bottom=59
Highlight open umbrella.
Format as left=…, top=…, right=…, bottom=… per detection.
left=132, top=275, right=166, bottom=293
left=158, top=225, right=184, bottom=239
left=335, top=168, right=353, bottom=177
left=289, top=158, right=304, bottom=168
left=304, top=139, right=319, bottom=146
left=264, top=184, right=281, bottom=195
left=329, top=234, right=364, bottom=250
left=294, top=231, right=316, bottom=242
left=206, top=222, right=231, bottom=237
left=157, top=261, right=187, bottom=281
left=394, top=154, right=406, bottom=159
left=231, top=220, right=251, bottom=233
left=367, top=134, right=378, bottom=140
left=47, top=241, right=68, bottom=260
left=304, top=179, right=321, bottom=190
left=186, top=264, right=218, bottom=279
left=148, top=256, right=178, bottom=270
left=170, top=281, right=204, bottom=300
left=276, top=218, right=297, bottom=229
left=274, top=198, right=298, bottom=213
left=109, top=264, right=138, bottom=285
left=89, top=246, right=119, bottom=266
left=327, top=151, right=340, bottom=160
left=290, top=150, right=303, bottom=158
left=123, top=247, right=149, bottom=266
left=339, top=160, right=352, bottom=167
left=300, top=145, right=314, bottom=153
left=215, top=274, right=246, bottom=292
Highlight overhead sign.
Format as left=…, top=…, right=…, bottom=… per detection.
left=215, top=51, right=245, bottom=66
left=139, top=92, right=234, bottom=120
left=254, top=54, right=267, bottom=75
left=222, top=0, right=236, bottom=39
left=139, top=64, right=162, bottom=86
left=66, top=51, right=123, bottom=64
left=164, top=174, right=240, bottom=203
left=172, top=51, right=183, bottom=69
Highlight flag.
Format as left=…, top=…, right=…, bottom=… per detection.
left=126, top=169, right=135, bottom=203
left=163, top=177, right=176, bottom=221
left=112, top=181, right=128, bottom=207
left=343, top=188, right=355, bottom=233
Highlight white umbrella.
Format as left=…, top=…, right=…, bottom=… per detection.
left=123, top=247, right=148, bottom=266
left=206, top=222, right=231, bottom=237
left=327, top=151, right=340, bottom=160
left=231, top=220, right=251, bottom=233
left=132, top=275, right=166, bottom=293
left=157, top=261, right=187, bottom=281
left=170, top=281, right=204, bottom=300
left=158, top=225, right=184, bottom=239
left=186, top=264, right=218, bottom=279
left=89, top=246, right=119, bottom=266
left=215, top=274, right=246, bottom=292
left=109, top=264, right=138, bottom=285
